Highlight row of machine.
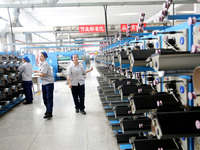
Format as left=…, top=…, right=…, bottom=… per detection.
left=0, top=53, right=24, bottom=115
left=95, top=18, right=200, bottom=150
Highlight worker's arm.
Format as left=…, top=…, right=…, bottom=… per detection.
left=67, top=65, right=72, bottom=89
left=34, top=63, right=48, bottom=77
left=86, top=67, right=93, bottom=73
left=18, top=64, right=25, bottom=73
left=67, top=76, right=72, bottom=89
left=34, top=72, right=46, bottom=77
left=33, top=70, right=39, bottom=73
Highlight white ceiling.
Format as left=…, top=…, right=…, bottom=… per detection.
left=0, top=0, right=197, bottom=27
left=22, top=5, right=163, bottom=26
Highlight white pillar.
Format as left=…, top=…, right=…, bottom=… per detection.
left=26, top=33, right=33, bottom=54
left=194, top=4, right=200, bottom=13
left=0, top=37, right=7, bottom=52
left=7, top=33, right=15, bottom=53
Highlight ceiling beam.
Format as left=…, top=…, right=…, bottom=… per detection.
left=0, top=1, right=198, bottom=8
left=4, top=39, right=107, bottom=46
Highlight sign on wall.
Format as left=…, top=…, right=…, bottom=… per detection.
left=79, top=25, right=105, bottom=33
left=121, top=23, right=146, bottom=32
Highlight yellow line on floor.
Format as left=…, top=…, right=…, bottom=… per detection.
left=34, top=91, right=41, bottom=96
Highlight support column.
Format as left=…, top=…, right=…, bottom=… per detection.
left=26, top=33, right=32, bottom=54
left=0, top=36, right=7, bottom=53
left=7, top=33, right=15, bottom=53
left=194, top=3, right=200, bottom=13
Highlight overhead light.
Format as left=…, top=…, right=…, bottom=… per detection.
left=119, top=13, right=139, bottom=16
left=178, top=11, right=194, bottom=14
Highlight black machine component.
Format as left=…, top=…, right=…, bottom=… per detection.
left=0, top=101, right=10, bottom=107
left=146, top=42, right=154, bottom=49
left=1, top=75, right=12, bottom=84
left=10, top=85, right=19, bottom=94
left=3, top=67, right=18, bottom=73
left=113, top=106, right=132, bottom=116
left=131, top=49, right=175, bottom=61
left=130, top=49, right=156, bottom=62
left=119, top=84, right=154, bottom=97
left=109, top=101, right=130, bottom=109
left=152, top=110, right=200, bottom=139
left=0, top=88, right=11, bottom=96
left=0, top=80, right=6, bottom=87
left=113, top=106, right=143, bottom=118
left=0, top=68, right=4, bottom=73
left=131, top=138, right=181, bottom=150
left=113, top=79, right=139, bottom=91
left=129, top=49, right=175, bottom=68
left=115, top=132, right=142, bottom=144
left=0, top=55, right=23, bottom=112
left=9, top=73, right=20, bottom=83
left=166, top=37, right=176, bottom=47
left=118, top=50, right=130, bottom=66
left=165, top=80, right=180, bottom=97
left=159, top=31, right=183, bottom=35
left=0, top=92, right=4, bottom=100
left=135, top=45, right=140, bottom=49
left=120, top=117, right=151, bottom=133
left=130, top=93, right=181, bottom=114
left=146, top=74, right=155, bottom=82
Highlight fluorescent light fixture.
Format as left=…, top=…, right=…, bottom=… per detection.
left=119, top=13, right=139, bottom=16
left=178, top=11, right=194, bottom=14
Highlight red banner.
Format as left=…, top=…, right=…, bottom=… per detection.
left=79, top=25, right=105, bottom=33
left=121, top=23, right=146, bottom=32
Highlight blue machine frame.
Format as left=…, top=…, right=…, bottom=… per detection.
left=46, top=51, right=85, bottom=81
left=102, top=17, right=200, bottom=150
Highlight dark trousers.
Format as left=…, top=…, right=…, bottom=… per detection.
left=23, top=81, right=33, bottom=103
left=71, top=83, right=85, bottom=111
left=42, top=83, right=54, bottom=113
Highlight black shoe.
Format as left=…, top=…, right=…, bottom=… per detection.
left=44, top=113, right=53, bottom=119
left=80, top=110, right=86, bottom=115
left=44, top=112, right=47, bottom=115
left=23, top=102, right=33, bottom=105
left=76, top=109, right=79, bottom=113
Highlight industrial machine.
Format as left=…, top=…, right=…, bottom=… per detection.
left=95, top=18, right=200, bottom=150
left=46, top=51, right=85, bottom=80
left=0, top=53, right=24, bottom=116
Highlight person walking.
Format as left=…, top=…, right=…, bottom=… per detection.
left=67, top=54, right=93, bottom=115
left=18, top=56, right=33, bottom=104
left=34, top=51, right=54, bottom=119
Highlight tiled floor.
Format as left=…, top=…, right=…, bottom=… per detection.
left=0, top=62, right=119, bottom=150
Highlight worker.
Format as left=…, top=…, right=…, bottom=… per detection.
left=18, top=56, right=33, bottom=104
left=34, top=51, right=54, bottom=119
left=67, top=54, right=93, bottom=115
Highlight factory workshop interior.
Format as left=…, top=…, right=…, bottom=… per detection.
left=1, top=0, right=200, bottom=150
